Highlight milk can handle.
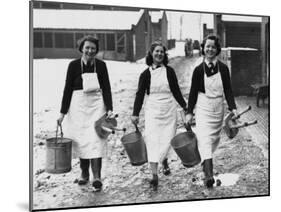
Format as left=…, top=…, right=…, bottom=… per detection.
left=55, top=122, right=64, bottom=143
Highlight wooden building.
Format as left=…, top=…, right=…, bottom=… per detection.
left=203, top=23, right=214, bottom=39
left=150, top=11, right=168, bottom=47
left=32, top=8, right=168, bottom=61
left=213, top=15, right=269, bottom=95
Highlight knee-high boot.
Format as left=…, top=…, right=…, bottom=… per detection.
left=91, top=158, right=103, bottom=191
left=202, top=159, right=215, bottom=188
left=78, top=158, right=90, bottom=185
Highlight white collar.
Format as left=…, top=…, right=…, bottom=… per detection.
left=151, top=63, right=163, bottom=70
left=204, top=58, right=217, bottom=66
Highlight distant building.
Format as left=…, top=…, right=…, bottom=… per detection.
left=150, top=11, right=168, bottom=47
left=32, top=6, right=168, bottom=61
left=214, top=15, right=263, bottom=50
left=213, top=14, right=269, bottom=95
left=203, top=23, right=213, bottom=39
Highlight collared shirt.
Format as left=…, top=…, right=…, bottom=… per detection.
left=204, top=58, right=218, bottom=76
left=81, top=57, right=95, bottom=66
left=204, top=58, right=218, bottom=67
left=151, top=63, right=163, bottom=70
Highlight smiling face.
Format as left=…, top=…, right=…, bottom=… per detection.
left=82, top=41, right=97, bottom=61
left=204, top=39, right=218, bottom=60
left=152, top=45, right=165, bottom=65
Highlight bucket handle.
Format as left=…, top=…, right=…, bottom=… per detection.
left=180, top=110, right=193, bottom=132
left=232, top=105, right=251, bottom=120
left=55, top=121, right=64, bottom=143
left=133, top=123, right=140, bottom=133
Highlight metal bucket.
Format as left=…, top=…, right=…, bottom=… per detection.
left=171, top=123, right=201, bottom=168
left=45, top=124, right=72, bottom=174
left=121, top=124, right=147, bottom=166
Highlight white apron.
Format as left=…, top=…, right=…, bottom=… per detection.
left=144, top=66, right=177, bottom=163
left=195, top=70, right=224, bottom=162
left=63, top=64, right=106, bottom=159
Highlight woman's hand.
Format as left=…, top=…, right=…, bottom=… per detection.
left=231, top=109, right=239, bottom=119
left=131, top=116, right=139, bottom=125
left=106, top=110, right=114, bottom=118
left=185, top=113, right=194, bottom=125
left=57, top=113, right=65, bottom=126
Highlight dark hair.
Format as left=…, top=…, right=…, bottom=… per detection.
left=200, top=34, right=221, bottom=56
left=78, top=35, right=99, bottom=53
left=145, top=42, right=169, bottom=66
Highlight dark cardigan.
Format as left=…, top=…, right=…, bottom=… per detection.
left=187, top=60, right=236, bottom=114
left=60, top=58, right=113, bottom=114
left=133, top=66, right=187, bottom=116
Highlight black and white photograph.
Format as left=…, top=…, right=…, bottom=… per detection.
left=29, top=0, right=270, bottom=211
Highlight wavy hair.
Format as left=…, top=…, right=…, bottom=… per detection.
left=145, top=42, right=169, bottom=66
left=200, top=34, right=221, bottom=56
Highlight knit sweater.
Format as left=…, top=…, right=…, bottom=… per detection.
left=187, top=60, right=236, bottom=114
left=133, top=65, right=187, bottom=116
left=60, top=58, right=113, bottom=114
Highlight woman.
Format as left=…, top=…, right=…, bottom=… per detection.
left=57, top=35, right=113, bottom=191
left=185, top=35, right=238, bottom=188
left=131, top=42, right=188, bottom=190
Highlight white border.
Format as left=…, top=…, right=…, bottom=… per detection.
left=1, top=0, right=278, bottom=212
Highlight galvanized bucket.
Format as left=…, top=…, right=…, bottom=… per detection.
left=170, top=110, right=201, bottom=168
left=121, top=124, right=148, bottom=166
left=45, top=124, right=72, bottom=174
left=171, top=123, right=201, bottom=168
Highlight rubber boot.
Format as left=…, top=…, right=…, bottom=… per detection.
left=202, top=159, right=215, bottom=188
left=91, top=158, right=103, bottom=191
left=149, top=162, right=159, bottom=191
left=149, top=174, right=158, bottom=191
left=78, top=158, right=90, bottom=185
left=162, top=158, right=171, bottom=176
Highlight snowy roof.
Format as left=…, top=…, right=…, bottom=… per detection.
left=33, top=9, right=144, bottom=30
left=222, top=47, right=258, bottom=51
left=150, top=11, right=164, bottom=23
left=222, top=15, right=262, bottom=22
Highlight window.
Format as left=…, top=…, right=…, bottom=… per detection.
left=106, top=33, right=115, bottom=51
left=54, top=33, right=74, bottom=48
left=96, top=33, right=105, bottom=50
left=75, top=33, right=84, bottom=48
left=34, top=32, right=43, bottom=48
left=117, top=33, right=125, bottom=53
left=64, top=33, right=74, bottom=48
left=55, top=33, right=64, bottom=48
left=44, top=32, right=53, bottom=48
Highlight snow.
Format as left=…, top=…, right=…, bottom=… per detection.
left=33, top=9, right=144, bottom=30
left=214, top=173, right=240, bottom=186
left=167, top=41, right=185, bottom=57
left=150, top=11, right=164, bottom=23
left=222, top=15, right=262, bottom=22
left=222, top=47, right=258, bottom=51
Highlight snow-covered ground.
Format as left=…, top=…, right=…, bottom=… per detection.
left=32, top=42, right=268, bottom=210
